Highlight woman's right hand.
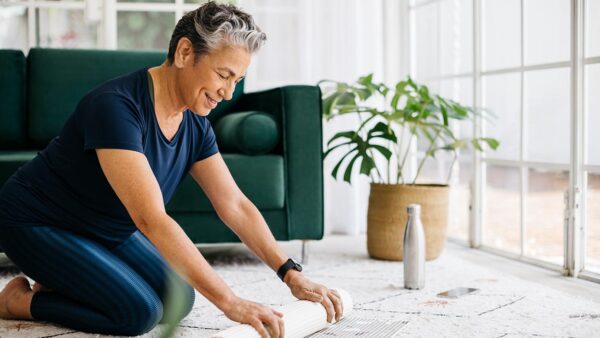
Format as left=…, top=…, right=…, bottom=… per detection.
left=221, top=295, right=285, bottom=338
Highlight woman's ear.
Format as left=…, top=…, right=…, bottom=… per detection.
left=174, top=37, right=194, bottom=68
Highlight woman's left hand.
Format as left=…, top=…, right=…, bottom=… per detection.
left=284, top=272, right=343, bottom=323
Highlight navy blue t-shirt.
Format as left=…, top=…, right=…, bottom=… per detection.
left=0, top=68, right=219, bottom=246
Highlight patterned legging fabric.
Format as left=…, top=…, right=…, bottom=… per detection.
left=0, top=225, right=195, bottom=336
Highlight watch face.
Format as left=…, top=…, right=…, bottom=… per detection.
left=294, top=262, right=303, bottom=271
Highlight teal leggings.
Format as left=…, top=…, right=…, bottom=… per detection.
left=0, top=225, right=195, bottom=336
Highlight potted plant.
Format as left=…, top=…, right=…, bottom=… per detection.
left=319, top=75, right=499, bottom=261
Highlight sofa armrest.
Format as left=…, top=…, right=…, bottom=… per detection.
left=237, top=86, right=324, bottom=240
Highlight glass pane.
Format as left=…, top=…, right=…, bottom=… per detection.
left=117, top=11, right=175, bottom=50
left=439, top=0, right=473, bottom=76
left=440, top=77, right=473, bottom=107
left=586, top=172, right=600, bottom=273
left=37, top=9, right=98, bottom=48
left=411, top=0, right=433, bottom=5
left=0, top=6, right=28, bottom=50
left=440, top=77, right=474, bottom=144
left=524, top=168, right=566, bottom=265
left=586, top=64, right=600, bottom=165
left=484, top=165, right=521, bottom=254
left=482, top=73, right=521, bottom=161
left=448, top=157, right=473, bottom=242
left=482, top=0, right=520, bottom=71
left=416, top=152, right=453, bottom=184
left=585, top=0, right=600, bottom=57
left=524, top=68, right=570, bottom=164
left=411, top=3, right=440, bottom=81
left=523, top=0, right=570, bottom=65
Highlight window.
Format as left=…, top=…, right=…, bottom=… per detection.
left=409, top=0, right=599, bottom=281
left=0, top=0, right=233, bottom=51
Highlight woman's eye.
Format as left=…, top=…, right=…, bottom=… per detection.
left=218, top=73, right=227, bottom=80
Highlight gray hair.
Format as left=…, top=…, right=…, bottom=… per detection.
left=167, top=1, right=266, bottom=64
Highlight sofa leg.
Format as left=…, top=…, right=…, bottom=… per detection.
left=301, top=240, right=309, bottom=264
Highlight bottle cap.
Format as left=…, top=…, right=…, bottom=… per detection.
left=407, top=204, right=421, bottom=214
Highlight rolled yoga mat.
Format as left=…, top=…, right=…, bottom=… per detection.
left=212, top=288, right=353, bottom=338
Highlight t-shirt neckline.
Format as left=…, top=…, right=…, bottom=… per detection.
left=145, top=68, right=186, bottom=146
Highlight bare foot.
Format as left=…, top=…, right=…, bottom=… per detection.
left=0, top=276, right=34, bottom=320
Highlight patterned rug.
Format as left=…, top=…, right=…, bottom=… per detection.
left=1, top=235, right=599, bottom=337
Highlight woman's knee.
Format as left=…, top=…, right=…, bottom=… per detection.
left=117, top=292, right=164, bottom=336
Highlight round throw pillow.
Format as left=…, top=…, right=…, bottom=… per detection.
left=214, top=111, right=279, bottom=155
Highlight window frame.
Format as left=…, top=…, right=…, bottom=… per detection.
left=408, top=0, right=600, bottom=283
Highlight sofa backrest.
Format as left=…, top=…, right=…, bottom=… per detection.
left=27, top=48, right=168, bottom=147
left=0, top=50, right=27, bottom=149
left=26, top=48, right=247, bottom=148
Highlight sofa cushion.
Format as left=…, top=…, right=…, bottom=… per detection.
left=214, top=111, right=280, bottom=155
left=26, top=48, right=246, bottom=148
left=174, top=210, right=288, bottom=243
left=0, top=151, right=37, bottom=187
left=166, top=154, right=284, bottom=213
left=0, top=50, right=27, bottom=149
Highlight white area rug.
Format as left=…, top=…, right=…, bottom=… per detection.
left=1, top=235, right=600, bottom=337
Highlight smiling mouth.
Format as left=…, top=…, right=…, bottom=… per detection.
left=206, top=93, right=220, bottom=105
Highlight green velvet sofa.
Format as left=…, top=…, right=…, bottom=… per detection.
left=0, top=48, right=324, bottom=257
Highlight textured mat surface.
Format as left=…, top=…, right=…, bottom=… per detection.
left=1, top=236, right=600, bottom=337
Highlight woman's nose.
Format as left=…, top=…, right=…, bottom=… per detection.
left=219, top=84, right=234, bottom=101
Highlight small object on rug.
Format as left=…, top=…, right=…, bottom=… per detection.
left=437, top=287, right=480, bottom=299
left=211, top=288, right=353, bottom=338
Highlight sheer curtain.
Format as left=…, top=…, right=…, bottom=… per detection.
left=241, top=0, right=408, bottom=235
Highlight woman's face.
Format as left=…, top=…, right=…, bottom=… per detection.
left=177, top=42, right=251, bottom=116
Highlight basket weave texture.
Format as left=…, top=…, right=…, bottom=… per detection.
left=367, top=183, right=450, bottom=261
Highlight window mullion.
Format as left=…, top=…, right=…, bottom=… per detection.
left=519, top=0, right=526, bottom=258
left=567, top=0, right=585, bottom=277
left=471, top=0, right=483, bottom=249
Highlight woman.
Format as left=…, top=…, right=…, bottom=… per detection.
left=0, top=2, right=341, bottom=337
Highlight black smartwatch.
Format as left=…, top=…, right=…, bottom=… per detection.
left=277, top=258, right=302, bottom=282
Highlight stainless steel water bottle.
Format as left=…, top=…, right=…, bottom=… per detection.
left=403, top=204, right=425, bottom=289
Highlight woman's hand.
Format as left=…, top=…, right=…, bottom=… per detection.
left=284, top=271, right=343, bottom=323
left=221, top=295, right=285, bottom=338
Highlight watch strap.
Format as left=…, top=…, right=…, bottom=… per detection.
left=277, top=258, right=302, bottom=282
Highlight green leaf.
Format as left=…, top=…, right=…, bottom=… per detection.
left=358, top=74, right=374, bottom=86
left=471, top=139, right=484, bottom=151
left=367, top=122, right=397, bottom=142
left=331, top=149, right=357, bottom=179
left=360, top=155, right=376, bottom=175
left=343, top=153, right=361, bottom=183
left=418, top=85, right=430, bottom=101
left=354, top=88, right=372, bottom=101
left=439, top=101, right=449, bottom=126
left=323, top=141, right=354, bottom=159
left=369, top=144, right=393, bottom=159
left=481, top=137, right=500, bottom=150
left=337, top=92, right=356, bottom=106
left=390, top=92, right=401, bottom=110
left=322, top=95, right=336, bottom=117
left=327, top=131, right=356, bottom=145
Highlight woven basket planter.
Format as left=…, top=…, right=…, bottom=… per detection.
left=367, top=183, right=449, bottom=261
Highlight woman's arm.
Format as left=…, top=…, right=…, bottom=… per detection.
left=189, top=153, right=343, bottom=323
left=96, top=148, right=285, bottom=338
left=96, top=149, right=234, bottom=309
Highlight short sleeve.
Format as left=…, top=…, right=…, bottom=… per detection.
left=83, top=92, right=144, bottom=153
left=193, top=117, right=219, bottom=162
